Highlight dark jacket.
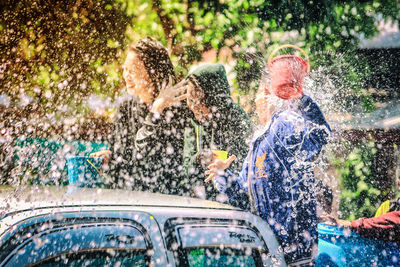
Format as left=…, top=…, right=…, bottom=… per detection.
left=183, top=64, right=253, bottom=199
left=109, top=95, right=192, bottom=194
left=351, top=211, right=400, bottom=244
left=214, top=94, right=331, bottom=264
left=108, top=96, right=146, bottom=188
left=135, top=101, right=193, bottom=195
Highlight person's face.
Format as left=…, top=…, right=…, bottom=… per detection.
left=186, top=80, right=211, bottom=122
left=255, top=86, right=274, bottom=126
left=123, top=52, right=155, bottom=105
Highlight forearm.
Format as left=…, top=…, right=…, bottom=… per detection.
left=214, top=170, right=250, bottom=210
left=350, top=211, right=400, bottom=242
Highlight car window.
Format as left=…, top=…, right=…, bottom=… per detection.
left=177, top=225, right=266, bottom=249
left=186, top=247, right=262, bottom=267
left=32, top=249, right=149, bottom=267
left=164, top=218, right=270, bottom=267
left=0, top=215, right=155, bottom=267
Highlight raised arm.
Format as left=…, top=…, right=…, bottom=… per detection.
left=350, top=211, right=400, bottom=243
left=136, top=77, right=188, bottom=152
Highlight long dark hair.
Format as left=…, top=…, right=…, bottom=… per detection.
left=128, top=37, right=176, bottom=97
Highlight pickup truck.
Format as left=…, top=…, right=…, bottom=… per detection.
left=0, top=186, right=287, bottom=266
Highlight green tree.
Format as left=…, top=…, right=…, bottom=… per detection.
left=136, top=0, right=400, bottom=71
left=127, top=0, right=400, bottom=109
left=2, top=0, right=399, bottom=116
left=0, top=0, right=132, bottom=117
left=332, top=141, right=383, bottom=220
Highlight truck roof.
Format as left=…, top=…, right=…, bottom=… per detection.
left=0, top=185, right=239, bottom=216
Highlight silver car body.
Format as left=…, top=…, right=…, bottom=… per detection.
left=0, top=186, right=286, bottom=266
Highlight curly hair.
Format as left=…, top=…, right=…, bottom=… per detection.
left=128, top=37, right=176, bottom=97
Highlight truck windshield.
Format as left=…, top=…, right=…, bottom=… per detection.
left=185, top=247, right=263, bottom=267
left=32, top=249, right=150, bottom=267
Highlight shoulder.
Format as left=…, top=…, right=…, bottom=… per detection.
left=167, top=103, right=194, bottom=122
left=229, top=103, right=253, bottom=129
left=271, top=110, right=305, bottom=131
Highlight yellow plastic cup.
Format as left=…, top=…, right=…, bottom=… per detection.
left=212, top=150, right=228, bottom=161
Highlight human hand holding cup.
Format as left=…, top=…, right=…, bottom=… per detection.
left=196, top=149, right=214, bottom=167
left=205, top=155, right=236, bottom=183
left=197, top=149, right=228, bottom=167
left=90, top=150, right=111, bottom=165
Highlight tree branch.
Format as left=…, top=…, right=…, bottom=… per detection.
left=152, top=0, right=175, bottom=51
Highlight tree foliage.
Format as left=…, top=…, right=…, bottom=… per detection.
left=134, top=0, right=400, bottom=63
left=332, top=141, right=384, bottom=220
left=2, top=0, right=399, bottom=115
left=0, top=0, right=131, bottom=117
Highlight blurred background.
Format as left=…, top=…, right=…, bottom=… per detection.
left=1, top=0, right=400, bottom=220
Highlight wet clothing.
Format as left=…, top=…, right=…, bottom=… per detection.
left=109, top=95, right=191, bottom=194
left=108, top=96, right=146, bottom=188
left=135, top=101, right=192, bottom=194
left=182, top=63, right=253, bottom=199
left=213, top=94, right=331, bottom=264
left=351, top=211, right=400, bottom=244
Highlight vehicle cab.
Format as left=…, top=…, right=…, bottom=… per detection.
left=0, top=186, right=286, bottom=266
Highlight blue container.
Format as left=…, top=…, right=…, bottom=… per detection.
left=317, top=223, right=400, bottom=267
left=67, top=156, right=103, bottom=187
